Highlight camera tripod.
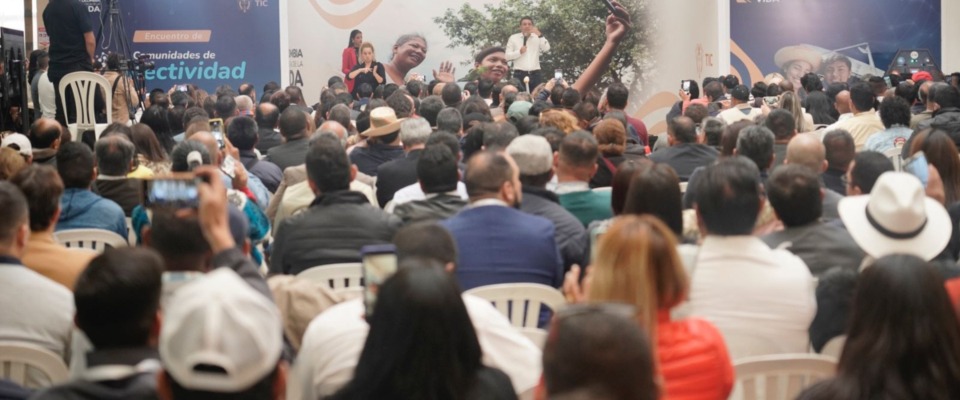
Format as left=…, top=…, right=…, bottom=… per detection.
left=96, top=0, right=147, bottom=122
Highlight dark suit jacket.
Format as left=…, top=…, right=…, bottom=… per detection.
left=441, top=205, right=563, bottom=291
left=649, top=143, right=719, bottom=181
left=265, top=137, right=309, bottom=171
left=256, top=128, right=283, bottom=154
left=375, top=149, right=422, bottom=207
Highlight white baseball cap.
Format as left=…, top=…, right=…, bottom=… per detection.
left=159, top=268, right=283, bottom=393
left=1, top=133, right=32, bottom=157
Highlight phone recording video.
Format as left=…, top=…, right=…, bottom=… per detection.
left=681, top=80, right=691, bottom=94
left=361, top=244, right=398, bottom=317
left=903, top=151, right=929, bottom=187
left=144, top=178, right=200, bottom=209
left=209, top=118, right=225, bottom=149
left=176, top=84, right=188, bottom=92
left=554, top=69, right=563, bottom=81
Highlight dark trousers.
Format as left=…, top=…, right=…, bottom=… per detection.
left=513, top=70, right=542, bottom=93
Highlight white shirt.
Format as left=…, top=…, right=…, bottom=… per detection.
left=682, top=236, right=816, bottom=360
left=0, top=263, right=74, bottom=387
left=289, top=296, right=542, bottom=400
left=505, top=33, right=550, bottom=72
left=717, top=104, right=762, bottom=125
left=38, top=72, right=57, bottom=120
left=389, top=181, right=468, bottom=208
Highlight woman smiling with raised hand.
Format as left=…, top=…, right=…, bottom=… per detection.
left=384, top=33, right=456, bottom=85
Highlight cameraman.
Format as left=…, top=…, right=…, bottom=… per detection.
left=103, top=53, right=139, bottom=124
left=43, top=0, right=95, bottom=126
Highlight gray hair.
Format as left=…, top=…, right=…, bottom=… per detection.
left=701, top=117, right=726, bottom=146
left=235, top=95, right=254, bottom=113
left=736, top=125, right=775, bottom=172
left=94, top=136, right=136, bottom=176
left=436, top=108, right=463, bottom=134
left=400, top=117, right=432, bottom=148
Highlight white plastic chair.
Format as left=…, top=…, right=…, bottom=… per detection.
left=819, top=336, right=845, bottom=360
left=464, top=283, right=566, bottom=328
left=519, top=327, right=548, bottom=349
left=58, top=71, right=112, bottom=142
left=297, top=263, right=363, bottom=291
left=730, top=354, right=837, bottom=400
left=54, top=229, right=129, bottom=253
left=0, top=341, right=69, bottom=388
left=884, top=146, right=903, bottom=171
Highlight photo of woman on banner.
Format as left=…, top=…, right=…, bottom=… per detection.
left=347, top=42, right=385, bottom=98
left=774, top=45, right=822, bottom=94
left=384, top=34, right=456, bottom=85
left=342, top=29, right=363, bottom=93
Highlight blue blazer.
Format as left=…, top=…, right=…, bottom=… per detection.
left=441, top=205, right=564, bottom=291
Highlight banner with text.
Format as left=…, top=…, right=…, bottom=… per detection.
left=287, top=0, right=721, bottom=135
left=73, top=0, right=280, bottom=93
left=730, top=0, right=941, bottom=88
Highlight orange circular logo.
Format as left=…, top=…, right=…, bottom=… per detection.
left=309, top=0, right=384, bottom=29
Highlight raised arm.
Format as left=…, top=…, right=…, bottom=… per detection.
left=572, top=2, right=632, bottom=95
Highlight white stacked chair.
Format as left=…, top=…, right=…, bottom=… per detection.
left=730, top=353, right=837, bottom=400
left=54, top=229, right=129, bottom=253
left=57, top=71, right=113, bottom=142
left=463, top=283, right=565, bottom=328
left=0, top=341, right=69, bottom=389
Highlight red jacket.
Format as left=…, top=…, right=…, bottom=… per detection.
left=657, top=311, right=734, bottom=400
left=342, top=47, right=358, bottom=93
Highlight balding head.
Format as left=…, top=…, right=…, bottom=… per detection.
left=235, top=95, right=254, bottom=115
left=835, top=90, right=852, bottom=115
left=784, top=133, right=827, bottom=173
left=29, top=118, right=63, bottom=150
left=188, top=132, right=220, bottom=166
left=464, top=151, right=521, bottom=206
left=318, top=120, right=347, bottom=140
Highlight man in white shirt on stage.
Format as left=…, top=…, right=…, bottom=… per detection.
left=505, top=16, right=550, bottom=92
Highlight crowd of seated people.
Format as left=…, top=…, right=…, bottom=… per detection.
left=7, top=3, right=960, bottom=398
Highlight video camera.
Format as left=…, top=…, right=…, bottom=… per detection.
left=126, top=54, right=157, bottom=73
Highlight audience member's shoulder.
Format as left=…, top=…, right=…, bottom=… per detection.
left=12, top=267, right=73, bottom=298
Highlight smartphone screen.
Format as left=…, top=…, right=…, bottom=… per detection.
left=361, top=244, right=398, bottom=317
left=177, top=84, right=188, bottom=92
left=209, top=118, right=225, bottom=149
left=145, top=178, right=200, bottom=208
left=555, top=69, right=563, bottom=81
left=883, top=76, right=892, bottom=88
left=764, top=96, right=779, bottom=107
left=903, top=151, right=929, bottom=187
left=221, top=155, right=237, bottom=179
left=599, top=0, right=626, bottom=18
left=681, top=80, right=691, bottom=93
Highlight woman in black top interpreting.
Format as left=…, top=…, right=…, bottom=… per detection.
left=347, top=42, right=385, bottom=98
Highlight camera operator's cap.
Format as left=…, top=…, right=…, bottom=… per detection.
left=839, top=172, right=951, bottom=262
left=1, top=133, right=32, bottom=157
left=731, top=85, right=751, bottom=102
left=160, top=268, right=282, bottom=393
left=361, top=107, right=405, bottom=137
left=506, top=134, right=553, bottom=176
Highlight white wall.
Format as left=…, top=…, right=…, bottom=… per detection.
left=0, top=0, right=26, bottom=31
left=943, top=0, right=959, bottom=73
